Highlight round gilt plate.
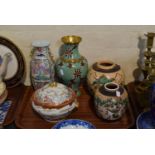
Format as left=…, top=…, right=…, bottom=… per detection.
left=0, top=36, right=25, bottom=88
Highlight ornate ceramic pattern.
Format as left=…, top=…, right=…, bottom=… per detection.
left=32, top=82, right=78, bottom=122
left=94, top=83, right=128, bottom=120
left=0, top=100, right=12, bottom=124
left=87, top=60, right=125, bottom=94
left=30, top=44, right=55, bottom=90
left=53, top=119, right=96, bottom=129
left=35, top=83, right=72, bottom=105
left=56, top=43, right=88, bottom=96
left=32, top=100, right=78, bottom=122
left=95, top=97, right=128, bottom=120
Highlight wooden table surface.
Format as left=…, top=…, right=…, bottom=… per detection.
left=15, top=85, right=135, bottom=129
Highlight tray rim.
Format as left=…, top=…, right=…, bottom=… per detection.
left=15, top=85, right=135, bottom=129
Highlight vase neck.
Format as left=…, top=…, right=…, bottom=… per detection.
left=63, top=44, right=81, bottom=59
left=32, top=46, right=51, bottom=57
left=97, top=60, right=115, bottom=70
left=99, top=82, right=123, bottom=97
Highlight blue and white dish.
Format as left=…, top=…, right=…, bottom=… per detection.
left=53, top=119, right=96, bottom=129
left=0, top=100, right=12, bottom=124
left=136, top=110, right=155, bottom=129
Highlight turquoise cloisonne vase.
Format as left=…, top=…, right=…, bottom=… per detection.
left=56, top=36, right=88, bottom=96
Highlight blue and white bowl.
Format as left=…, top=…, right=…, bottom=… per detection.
left=53, top=119, right=96, bottom=129
left=136, top=110, right=155, bottom=129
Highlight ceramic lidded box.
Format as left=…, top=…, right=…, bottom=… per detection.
left=87, top=60, right=125, bottom=94
left=94, top=82, right=128, bottom=120
left=31, top=82, right=78, bottom=122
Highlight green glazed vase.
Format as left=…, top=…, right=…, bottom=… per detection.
left=56, top=35, right=88, bottom=96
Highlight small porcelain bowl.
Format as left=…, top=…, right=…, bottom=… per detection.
left=53, top=119, right=96, bottom=129
left=32, top=82, right=79, bottom=122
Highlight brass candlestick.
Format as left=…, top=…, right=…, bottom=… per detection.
left=142, top=32, right=155, bottom=79
left=135, top=32, right=155, bottom=109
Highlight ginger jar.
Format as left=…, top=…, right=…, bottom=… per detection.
left=94, top=82, right=128, bottom=120
left=87, top=60, right=125, bottom=94
left=56, top=36, right=88, bottom=96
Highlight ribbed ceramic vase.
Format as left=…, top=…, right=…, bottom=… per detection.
left=87, top=60, right=125, bottom=94
left=56, top=36, right=88, bottom=96
left=94, top=82, right=128, bottom=120
left=30, top=40, right=55, bottom=90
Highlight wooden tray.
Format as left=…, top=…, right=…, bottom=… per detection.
left=3, top=84, right=25, bottom=126
left=15, top=86, right=135, bottom=129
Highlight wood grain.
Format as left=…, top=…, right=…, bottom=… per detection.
left=15, top=85, right=135, bottom=129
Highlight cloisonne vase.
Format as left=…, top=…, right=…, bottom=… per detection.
left=30, top=40, right=55, bottom=90
left=94, top=82, right=128, bottom=120
left=56, top=36, right=88, bottom=96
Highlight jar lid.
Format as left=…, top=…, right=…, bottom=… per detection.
left=32, top=40, right=50, bottom=47
left=32, top=82, right=76, bottom=109
left=0, top=82, right=6, bottom=96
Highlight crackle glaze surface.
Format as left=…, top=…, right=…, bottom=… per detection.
left=35, top=83, right=73, bottom=105
left=94, top=83, right=128, bottom=120
left=87, top=60, right=125, bottom=94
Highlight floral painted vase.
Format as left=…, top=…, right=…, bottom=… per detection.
left=56, top=36, right=88, bottom=96
left=94, top=82, right=128, bottom=120
left=30, top=40, right=55, bottom=90
left=87, top=60, right=125, bottom=94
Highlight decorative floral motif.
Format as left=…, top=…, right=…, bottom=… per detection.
left=65, top=50, right=73, bottom=58
left=53, top=119, right=96, bottom=129
left=68, top=63, right=72, bottom=68
left=30, top=43, right=55, bottom=90
left=93, top=76, right=114, bottom=85
left=73, top=69, right=81, bottom=79
left=55, top=36, right=88, bottom=96
left=95, top=97, right=128, bottom=120
left=35, top=83, right=72, bottom=105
